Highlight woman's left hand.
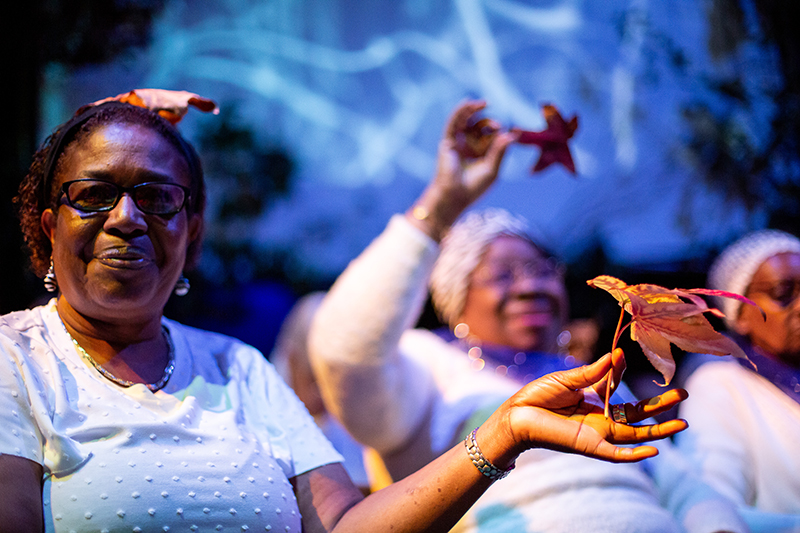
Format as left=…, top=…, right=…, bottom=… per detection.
left=480, top=348, right=689, bottom=466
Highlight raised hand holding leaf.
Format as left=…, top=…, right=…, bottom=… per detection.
left=453, top=102, right=579, bottom=175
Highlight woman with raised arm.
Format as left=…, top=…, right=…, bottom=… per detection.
left=309, top=100, right=749, bottom=533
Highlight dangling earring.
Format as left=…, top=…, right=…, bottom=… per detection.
left=43, top=259, right=58, bottom=293
left=174, top=274, right=190, bottom=296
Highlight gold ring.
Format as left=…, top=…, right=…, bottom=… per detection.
left=612, top=403, right=628, bottom=424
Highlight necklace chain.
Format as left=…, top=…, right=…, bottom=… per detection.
left=61, top=319, right=175, bottom=392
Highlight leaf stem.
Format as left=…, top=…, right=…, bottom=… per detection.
left=605, top=306, right=630, bottom=418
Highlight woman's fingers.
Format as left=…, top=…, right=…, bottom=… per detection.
left=633, top=388, right=688, bottom=420
left=599, top=444, right=660, bottom=463
left=461, top=129, right=518, bottom=198
left=607, top=418, right=689, bottom=444
left=608, top=348, right=626, bottom=395
left=549, top=414, right=684, bottom=463
left=444, top=99, right=486, bottom=139
left=590, top=348, right=626, bottom=400
left=610, top=388, right=689, bottom=425
left=482, top=130, right=518, bottom=169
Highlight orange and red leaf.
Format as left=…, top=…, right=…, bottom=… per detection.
left=587, top=275, right=759, bottom=386
left=80, top=89, right=219, bottom=124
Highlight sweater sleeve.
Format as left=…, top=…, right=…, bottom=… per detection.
left=677, top=362, right=754, bottom=506
left=615, top=383, right=749, bottom=533
left=308, top=215, right=440, bottom=454
left=676, top=361, right=800, bottom=532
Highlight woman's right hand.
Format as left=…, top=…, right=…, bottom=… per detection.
left=407, top=99, right=518, bottom=242
left=477, top=348, right=689, bottom=468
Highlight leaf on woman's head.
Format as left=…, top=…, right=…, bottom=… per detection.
left=80, top=89, right=220, bottom=124
left=588, top=275, right=759, bottom=386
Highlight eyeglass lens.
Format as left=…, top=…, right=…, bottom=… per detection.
left=767, top=280, right=800, bottom=307
left=475, top=258, right=561, bottom=287
left=63, top=180, right=188, bottom=215
left=751, top=279, right=800, bottom=308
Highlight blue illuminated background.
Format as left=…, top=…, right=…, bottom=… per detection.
left=20, top=0, right=799, bottom=362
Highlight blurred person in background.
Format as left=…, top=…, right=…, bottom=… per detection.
left=676, top=229, right=800, bottom=532
left=271, top=291, right=372, bottom=494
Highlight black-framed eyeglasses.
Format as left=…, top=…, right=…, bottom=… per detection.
left=60, top=179, right=191, bottom=216
left=748, top=278, right=800, bottom=308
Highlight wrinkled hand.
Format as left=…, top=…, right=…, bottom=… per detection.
left=482, top=349, right=688, bottom=465
left=408, top=100, right=517, bottom=241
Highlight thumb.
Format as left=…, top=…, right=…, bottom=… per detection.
left=551, top=351, right=613, bottom=391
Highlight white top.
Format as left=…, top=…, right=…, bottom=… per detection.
left=0, top=299, right=342, bottom=533
left=677, top=358, right=800, bottom=530
left=309, top=214, right=747, bottom=533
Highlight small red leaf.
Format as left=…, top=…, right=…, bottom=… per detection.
left=513, top=104, right=579, bottom=175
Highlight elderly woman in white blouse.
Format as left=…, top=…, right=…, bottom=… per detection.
left=0, top=92, right=687, bottom=532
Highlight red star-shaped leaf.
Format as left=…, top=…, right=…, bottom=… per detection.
left=513, top=104, right=578, bottom=175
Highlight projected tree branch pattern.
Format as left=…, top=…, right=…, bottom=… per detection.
left=46, top=0, right=800, bottom=287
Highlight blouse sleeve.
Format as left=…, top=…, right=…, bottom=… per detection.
left=0, top=330, right=46, bottom=464
left=261, top=354, right=345, bottom=477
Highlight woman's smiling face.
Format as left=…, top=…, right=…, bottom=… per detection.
left=41, top=122, right=202, bottom=324
left=459, top=235, right=568, bottom=353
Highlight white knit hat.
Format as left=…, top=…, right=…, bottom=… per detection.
left=429, top=208, right=550, bottom=326
left=708, top=229, right=800, bottom=328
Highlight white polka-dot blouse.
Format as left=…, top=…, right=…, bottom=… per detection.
left=0, top=300, right=343, bottom=532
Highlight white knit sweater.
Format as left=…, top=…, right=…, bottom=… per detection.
left=678, top=357, right=800, bottom=532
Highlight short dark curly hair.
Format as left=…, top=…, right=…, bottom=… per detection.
left=14, top=102, right=206, bottom=278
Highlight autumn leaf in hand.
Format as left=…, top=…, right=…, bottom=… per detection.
left=79, top=89, right=219, bottom=124
left=456, top=116, right=502, bottom=158
left=587, top=275, right=760, bottom=387
left=512, top=104, right=578, bottom=175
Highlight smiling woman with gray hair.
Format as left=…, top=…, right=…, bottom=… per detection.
left=429, top=207, right=569, bottom=359
left=429, top=208, right=531, bottom=326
